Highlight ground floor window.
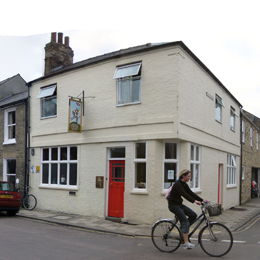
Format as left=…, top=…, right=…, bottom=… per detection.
left=134, top=142, right=146, bottom=189
left=227, top=154, right=236, bottom=186
left=190, top=144, right=200, bottom=190
left=3, top=158, right=16, bottom=186
left=41, top=146, right=77, bottom=187
left=163, top=142, right=178, bottom=189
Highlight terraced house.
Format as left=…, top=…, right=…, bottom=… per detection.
left=27, top=33, right=242, bottom=224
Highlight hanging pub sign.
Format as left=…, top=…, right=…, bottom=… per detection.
left=68, top=99, right=83, bottom=133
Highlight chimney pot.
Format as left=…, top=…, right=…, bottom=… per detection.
left=58, top=32, right=63, bottom=44
left=65, top=36, right=70, bottom=46
left=51, top=32, right=56, bottom=43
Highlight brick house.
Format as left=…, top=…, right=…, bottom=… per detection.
left=27, top=33, right=242, bottom=224
left=0, top=74, right=28, bottom=189
left=241, top=110, right=260, bottom=204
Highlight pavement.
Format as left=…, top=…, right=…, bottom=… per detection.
left=17, top=197, right=260, bottom=237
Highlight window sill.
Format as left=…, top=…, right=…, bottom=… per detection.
left=227, top=185, right=237, bottom=189
left=130, top=189, right=148, bottom=195
left=39, top=185, right=78, bottom=191
left=191, top=189, right=202, bottom=194
left=3, top=140, right=16, bottom=145
left=117, top=101, right=141, bottom=107
left=40, top=115, right=57, bottom=120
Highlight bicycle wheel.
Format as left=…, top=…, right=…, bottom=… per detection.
left=23, top=194, right=37, bottom=210
left=151, top=220, right=182, bottom=252
left=199, top=222, right=233, bottom=257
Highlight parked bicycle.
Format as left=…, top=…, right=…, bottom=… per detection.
left=151, top=201, right=233, bottom=257
left=19, top=185, right=37, bottom=210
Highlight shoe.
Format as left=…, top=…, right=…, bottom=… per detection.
left=183, top=242, right=196, bottom=250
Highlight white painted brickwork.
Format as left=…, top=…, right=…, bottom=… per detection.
left=29, top=44, right=240, bottom=224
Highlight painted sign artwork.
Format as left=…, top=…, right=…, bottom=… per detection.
left=68, top=99, right=82, bottom=133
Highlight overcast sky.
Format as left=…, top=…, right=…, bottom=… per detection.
left=1, top=0, right=260, bottom=117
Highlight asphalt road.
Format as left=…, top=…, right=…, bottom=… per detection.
left=0, top=213, right=259, bottom=260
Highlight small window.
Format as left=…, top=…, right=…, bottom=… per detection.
left=215, top=95, right=224, bottom=123
left=227, top=154, right=236, bottom=186
left=38, top=84, right=57, bottom=118
left=3, top=107, right=16, bottom=145
left=163, top=142, right=178, bottom=189
left=242, top=166, right=245, bottom=180
left=3, top=158, right=16, bottom=186
left=114, top=63, right=142, bottom=106
left=230, top=107, right=238, bottom=131
left=134, top=142, right=146, bottom=189
left=190, top=144, right=200, bottom=190
left=242, top=120, right=245, bottom=143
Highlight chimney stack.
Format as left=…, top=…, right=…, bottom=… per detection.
left=44, top=32, right=74, bottom=76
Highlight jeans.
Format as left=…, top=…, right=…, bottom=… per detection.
left=168, top=204, right=197, bottom=234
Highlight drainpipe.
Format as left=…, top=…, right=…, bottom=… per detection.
left=26, top=83, right=31, bottom=189
left=239, top=108, right=243, bottom=205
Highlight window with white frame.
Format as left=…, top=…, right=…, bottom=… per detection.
left=242, top=166, right=245, bottom=180
left=227, top=154, right=237, bottom=186
left=41, top=146, right=77, bottom=187
left=230, top=107, right=238, bottom=131
left=215, top=95, right=224, bottom=123
left=3, top=107, right=16, bottom=144
left=3, top=158, right=16, bottom=186
left=37, top=84, right=57, bottom=118
left=163, top=142, right=178, bottom=189
left=256, top=133, right=258, bottom=150
left=190, top=144, right=200, bottom=190
left=242, top=120, right=245, bottom=143
left=250, top=127, right=253, bottom=147
left=134, top=142, right=146, bottom=189
left=114, top=62, right=142, bottom=106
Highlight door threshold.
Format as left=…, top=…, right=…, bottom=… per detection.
left=105, top=216, right=122, bottom=223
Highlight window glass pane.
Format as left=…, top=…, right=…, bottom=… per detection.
left=70, top=147, right=77, bottom=160
left=7, top=159, right=16, bottom=174
left=69, top=163, right=77, bottom=185
left=164, top=163, right=177, bottom=183
left=8, top=126, right=15, bottom=139
left=51, top=164, right=57, bottom=184
left=43, top=148, right=49, bottom=161
left=38, top=85, right=56, bottom=98
left=196, top=146, right=199, bottom=161
left=41, top=96, right=57, bottom=118
left=165, top=143, right=177, bottom=159
left=60, top=147, right=67, bottom=160
left=136, top=143, right=146, bottom=159
left=132, top=78, right=141, bottom=102
left=60, top=163, right=67, bottom=184
left=135, top=162, right=146, bottom=187
left=42, top=164, right=49, bottom=184
left=215, top=104, right=221, bottom=122
left=114, top=63, right=141, bottom=79
left=51, top=148, right=58, bottom=160
left=195, top=164, right=199, bottom=188
left=8, top=111, right=15, bottom=124
left=110, top=148, right=125, bottom=158
left=190, top=145, right=194, bottom=160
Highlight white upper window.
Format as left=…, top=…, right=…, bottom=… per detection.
left=230, top=107, right=238, bottom=131
left=114, top=63, right=142, bottom=106
left=215, top=95, right=224, bottom=123
left=37, top=84, right=57, bottom=118
left=242, top=120, right=245, bottom=143
left=3, top=107, right=16, bottom=145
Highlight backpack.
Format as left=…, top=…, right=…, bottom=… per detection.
left=165, top=185, right=173, bottom=201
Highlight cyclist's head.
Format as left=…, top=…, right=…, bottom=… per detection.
left=179, top=169, right=191, bottom=180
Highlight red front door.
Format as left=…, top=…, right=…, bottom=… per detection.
left=108, top=161, right=125, bottom=218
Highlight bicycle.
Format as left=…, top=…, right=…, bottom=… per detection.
left=19, top=185, right=37, bottom=210
left=151, top=201, right=233, bottom=257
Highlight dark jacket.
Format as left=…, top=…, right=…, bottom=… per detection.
left=168, top=179, right=203, bottom=206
